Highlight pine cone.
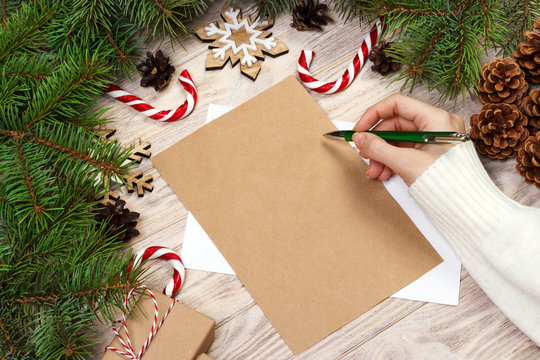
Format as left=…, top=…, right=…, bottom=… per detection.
left=477, top=58, right=528, bottom=105
left=291, top=0, right=332, bottom=31
left=368, top=41, right=401, bottom=76
left=513, top=18, right=540, bottom=84
left=516, top=132, right=540, bottom=187
left=95, top=199, right=140, bottom=242
left=470, top=103, right=529, bottom=159
left=136, top=50, right=175, bottom=91
left=521, top=89, right=540, bottom=135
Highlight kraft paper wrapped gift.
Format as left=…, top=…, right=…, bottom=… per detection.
left=102, top=289, right=215, bottom=360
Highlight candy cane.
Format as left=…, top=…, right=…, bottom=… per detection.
left=297, top=17, right=383, bottom=94
left=133, top=246, right=186, bottom=297
left=105, top=70, right=197, bottom=122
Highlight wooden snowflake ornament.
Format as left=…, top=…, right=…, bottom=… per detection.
left=194, top=5, right=289, bottom=80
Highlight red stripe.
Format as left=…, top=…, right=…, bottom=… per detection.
left=115, top=94, right=139, bottom=103
left=315, top=82, right=336, bottom=93
left=171, top=271, right=182, bottom=295
left=106, top=84, right=122, bottom=92
left=361, top=42, right=369, bottom=66
left=142, top=246, right=163, bottom=260
left=335, top=74, right=349, bottom=93
left=131, top=103, right=154, bottom=112
left=158, top=252, right=182, bottom=262
left=298, top=50, right=309, bottom=69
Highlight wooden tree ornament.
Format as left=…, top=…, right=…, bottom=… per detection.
left=123, top=171, right=154, bottom=197
left=194, top=4, right=289, bottom=80
left=126, top=138, right=151, bottom=163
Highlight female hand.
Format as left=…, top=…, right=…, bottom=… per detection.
left=352, top=94, right=466, bottom=185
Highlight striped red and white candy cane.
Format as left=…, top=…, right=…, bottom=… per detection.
left=133, top=246, right=186, bottom=297
left=297, top=17, right=384, bottom=94
left=106, top=285, right=176, bottom=359
left=105, top=70, right=197, bottom=122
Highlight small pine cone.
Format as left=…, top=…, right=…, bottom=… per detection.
left=290, top=0, right=332, bottom=31
left=477, top=58, right=528, bottom=105
left=521, top=89, right=540, bottom=134
left=513, top=18, right=540, bottom=84
left=470, top=103, right=529, bottom=160
left=368, top=41, right=401, bottom=76
left=94, top=199, right=140, bottom=242
left=136, top=50, right=175, bottom=91
left=515, top=132, right=540, bottom=187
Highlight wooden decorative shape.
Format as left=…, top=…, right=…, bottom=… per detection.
left=123, top=171, right=154, bottom=197
left=126, top=138, right=152, bottom=163
left=95, top=127, right=117, bottom=141
left=97, top=191, right=120, bottom=205
left=194, top=4, right=289, bottom=81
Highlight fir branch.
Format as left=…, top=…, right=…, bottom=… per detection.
left=152, top=0, right=173, bottom=17
left=32, top=299, right=96, bottom=360
left=0, top=2, right=56, bottom=64
left=0, top=55, right=54, bottom=91
left=14, top=142, right=43, bottom=216
left=2, top=0, right=7, bottom=30
left=234, top=0, right=296, bottom=20
left=0, top=73, right=48, bottom=80
left=455, top=20, right=464, bottom=87
left=0, top=316, right=14, bottom=355
left=378, top=5, right=450, bottom=16
left=51, top=164, right=97, bottom=203
left=22, top=53, right=110, bottom=130
left=122, top=0, right=208, bottom=40
left=407, top=25, right=448, bottom=78
left=29, top=134, right=123, bottom=175
left=103, top=26, right=129, bottom=63
left=8, top=280, right=139, bottom=304
left=0, top=129, right=126, bottom=177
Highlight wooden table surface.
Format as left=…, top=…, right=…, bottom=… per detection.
left=95, top=1, right=540, bottom=358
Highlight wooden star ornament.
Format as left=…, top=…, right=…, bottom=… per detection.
left=194, top=4, right=289, bottom=80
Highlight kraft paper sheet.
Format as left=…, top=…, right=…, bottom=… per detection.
left=153, top=76, right=442, bottom=354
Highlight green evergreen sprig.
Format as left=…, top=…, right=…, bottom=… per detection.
left=0, top=0, right=209, bottom=358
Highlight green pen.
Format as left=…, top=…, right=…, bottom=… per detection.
left=323, top=130, right=470, bottom=144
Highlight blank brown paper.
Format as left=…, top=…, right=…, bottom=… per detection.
left=153, top=76, right=442, bottom=354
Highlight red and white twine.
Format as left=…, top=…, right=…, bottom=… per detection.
left=105, top=70, right=197, bottom=122
left=297, top=17, right=383, bottom=94
left=105, top=286, right=176, bottom=359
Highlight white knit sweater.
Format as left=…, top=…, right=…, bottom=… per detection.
left=409, top=141, right=540, bottom=346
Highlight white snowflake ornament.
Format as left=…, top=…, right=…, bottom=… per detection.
left=195, top=5, right=289, bottom=80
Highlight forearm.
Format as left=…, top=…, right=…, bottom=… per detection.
left=409, top=141, right=540, bottom=346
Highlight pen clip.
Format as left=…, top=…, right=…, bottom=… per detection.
left=423, top=133, right=470, bottom=144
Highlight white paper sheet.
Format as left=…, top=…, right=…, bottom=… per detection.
left=181, top=104, right=461, bottom=306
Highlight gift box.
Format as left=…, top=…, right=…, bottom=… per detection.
left=102, top=288, right=215, bottom=360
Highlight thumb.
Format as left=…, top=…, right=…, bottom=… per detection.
left=352, top=132, right=415, bottom=177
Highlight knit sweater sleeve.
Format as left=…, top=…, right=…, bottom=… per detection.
left=409, top=141, right=540, bottom=346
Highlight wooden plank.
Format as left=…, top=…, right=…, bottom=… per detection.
left=91, top=0, right=540, bottom=358
left=338, top=276, right=540, bottom=360
left=208, top=296, right=428, bottom=359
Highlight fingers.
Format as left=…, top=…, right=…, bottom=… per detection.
left=366, top=160, right=384, bottom=178
left=353, top=94, right=451, bottom=132
left=353, top=132, right=415, bottom=177
left=378, top=166, right=393, bottom=181
left=370, top=117, right=418, bottom=132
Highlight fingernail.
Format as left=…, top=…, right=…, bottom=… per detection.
left=353, top=133, right=366, bottom=148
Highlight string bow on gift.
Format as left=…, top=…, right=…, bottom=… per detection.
left=106, top=285, right=176, bottom=359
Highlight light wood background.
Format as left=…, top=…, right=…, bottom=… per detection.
left=94, top=1, right=540, bottom=358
